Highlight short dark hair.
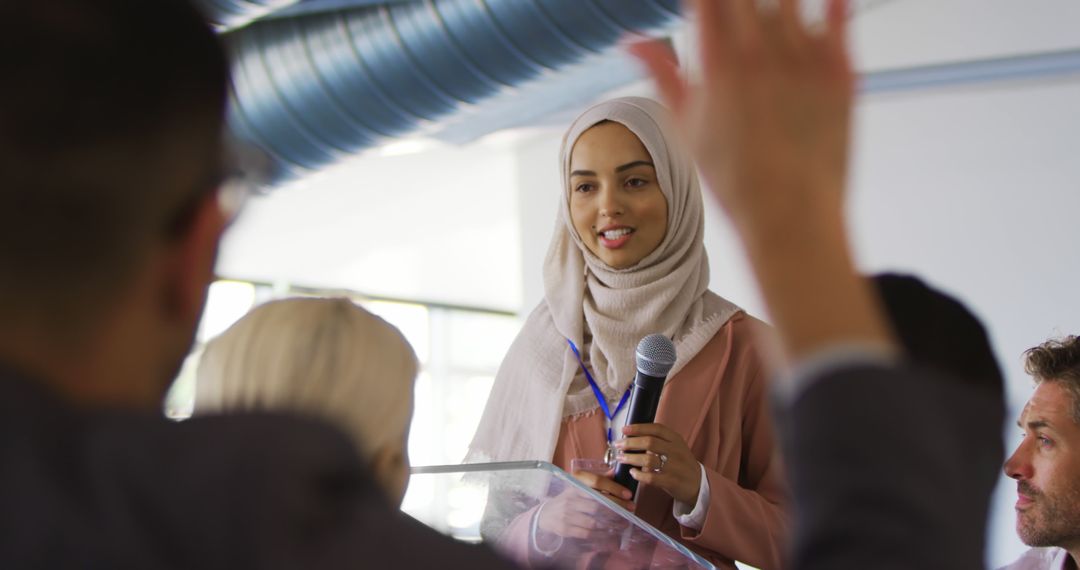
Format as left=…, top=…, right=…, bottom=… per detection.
left=0, top=0, right=229, bottom=333
left=873, top=273, right=1004, bottom=393
left=1024, top=335, right=1080, bottom=424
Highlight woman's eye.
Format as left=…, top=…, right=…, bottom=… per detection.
left=575, top=183, right=594, bottom=193
left=625, top=178, right=647, bottom=188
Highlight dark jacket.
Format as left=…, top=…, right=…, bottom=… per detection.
left=779, top=363, right=1005, bottom=570
left=0, top=364, right=517, bottom=569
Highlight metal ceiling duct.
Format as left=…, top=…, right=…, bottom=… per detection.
left=198, top=0, right=303, bottom=30
left=224, top=0, right=681, bottom=183
left=198, top=0, right=421, bottom=32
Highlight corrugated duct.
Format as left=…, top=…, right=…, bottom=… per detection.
left=198, top=0, right=303, bottom=31
left=217, top=0, right=681, bottom=183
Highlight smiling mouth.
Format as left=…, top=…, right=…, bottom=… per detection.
left=596, top=227, right=635, bottom=250
left=598, top=227, right=634, bottom=239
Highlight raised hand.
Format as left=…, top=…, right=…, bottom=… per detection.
left=630, top=0, right=854, bottom=235
left=630, top=0, right=896, bottom=362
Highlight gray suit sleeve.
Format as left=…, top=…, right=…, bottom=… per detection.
left=779, top=364, right=1004, bottom=570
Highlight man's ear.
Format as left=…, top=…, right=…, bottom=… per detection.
left=162, top=193, right=228, bottom=326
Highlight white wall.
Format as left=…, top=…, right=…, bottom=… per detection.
left=217, top=139, right=523, bottom=312
left=513, top=130, right=562, bottom=313
left=850, top=0, right=1080, bottom=71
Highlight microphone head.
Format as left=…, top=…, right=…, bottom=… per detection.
left=635, top=334, right=677, bottom=377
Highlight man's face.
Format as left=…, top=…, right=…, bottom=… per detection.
left=1004, top=381, right=1080, bottom=550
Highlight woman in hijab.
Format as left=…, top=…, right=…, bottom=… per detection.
left=468, top=97, right=788, bottom=569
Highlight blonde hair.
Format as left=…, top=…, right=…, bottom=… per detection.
left=195, top=297, right=419, bottom=457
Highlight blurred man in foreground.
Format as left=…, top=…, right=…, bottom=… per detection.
left=1002, top=336, right=1080, bottom=570
left=631, top=0, right=1005, bottom=567
left=0, top=1, right=514, bottom=567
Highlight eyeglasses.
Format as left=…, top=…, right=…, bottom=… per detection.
left=216, top=133, right=273, bottom=223
left=166, top=133, right=273, bottom=237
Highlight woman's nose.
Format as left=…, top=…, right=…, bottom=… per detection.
left=597, top=184, right=623, bottom=217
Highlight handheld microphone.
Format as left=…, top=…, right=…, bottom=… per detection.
left=613, top=334, right=677, bottom=497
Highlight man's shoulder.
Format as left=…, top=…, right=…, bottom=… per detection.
left=85, top=410, right=379, bottom=529
left=999, top=547, right=1072, bottom=570
left=0, top=370, right=379, bottom=566
left=103, top=410, right=364, bottom=476
left=0, top=375, right=517, bottom=568
left=0, top=362, right=371, bottom=515
left=780, top=361, right=1005, bottom=570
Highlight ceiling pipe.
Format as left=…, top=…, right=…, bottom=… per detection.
left=197, top=0, right=303, bottom=31
left=223, top=0, right=681, bottom=184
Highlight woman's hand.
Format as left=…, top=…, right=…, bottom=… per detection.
left=571, top=468, right=636, bottom=512
left=536, top=470, right=634, bottom=540
left=535, top=488, right=602, bottom=541
left=615, top=423, right=701, bottom=505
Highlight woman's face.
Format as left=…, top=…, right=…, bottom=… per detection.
left=569, top=122, right=668, bottom=270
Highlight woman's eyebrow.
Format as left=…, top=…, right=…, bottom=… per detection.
left=615, top=160, right=655, bottom=173
left=570, top=160, right=655, bottom=177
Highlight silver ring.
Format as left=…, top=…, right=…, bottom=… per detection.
left=657, top=453, right=668, bottom=473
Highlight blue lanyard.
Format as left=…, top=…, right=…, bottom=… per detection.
left=567, top=339, right=631, bottom=445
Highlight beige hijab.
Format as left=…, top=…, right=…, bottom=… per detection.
left=467, top=97, right=740, bottom=464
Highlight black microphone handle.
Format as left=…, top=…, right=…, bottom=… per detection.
left=613, top=371, right=666, bottom=497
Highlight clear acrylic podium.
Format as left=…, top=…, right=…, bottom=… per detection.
left=403, top=461, right=716, bottom=569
